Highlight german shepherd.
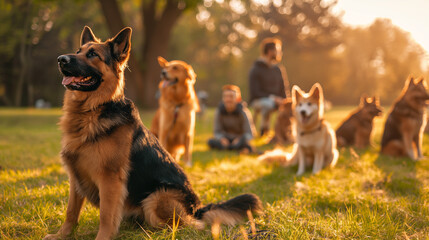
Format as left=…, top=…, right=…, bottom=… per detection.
left=258, top=83, right=338, bottom=176
left=381, top=76, right=429, bottom=160
left=269, top=98, right=295, bottom=145
left=150, top=57, right=199, bottom=166
left=44, top=26, right=262, bottom=240
left=336, top=95, right=382, bottom=148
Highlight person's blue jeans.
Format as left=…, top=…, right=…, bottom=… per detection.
left=208, top=136, right=253, bottom=152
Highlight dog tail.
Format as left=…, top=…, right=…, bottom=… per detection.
left=258, top=144, right=298, bottom=167
left=194, top=193, right=263, bottom=227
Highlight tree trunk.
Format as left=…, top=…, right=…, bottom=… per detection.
left=26, top=46, right=34, bottom=107
left=141, top=0, right=183, bottom=108
left=98, top=0, right=145, bottom=105
left=99, top=0, right=184, bottom=108
left=15, top=2, right=32, bottom=106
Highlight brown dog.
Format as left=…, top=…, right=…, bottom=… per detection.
left=336, top=96, right=382, bottom=148
left=45, top=26, right=262, bottom=240
left=150, top=57, right=199, bottom=166
left=381, top=76, right=429, bottom=160
left=269, top=98, right=295, bottom=145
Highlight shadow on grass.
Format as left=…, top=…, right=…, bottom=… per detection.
left=191, top=149, right=242, bottom=167
left=207, top=166, right=298, bottom=204
left=374, top=154, right=421, bottom=198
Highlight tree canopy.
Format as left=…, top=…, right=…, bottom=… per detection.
left=0, top=0, right=427, bottom=107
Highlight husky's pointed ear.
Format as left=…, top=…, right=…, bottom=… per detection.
left=310, top=83, right=323, bottom=102
left=110, top=27, right=132, bottom=63
left=186, top=64, right=197, bottom=84
left=292, top=85, right=303, bottom=104
left=158, top=56, right=169, bottom=68
left=81, top=26, right=99, bottom=46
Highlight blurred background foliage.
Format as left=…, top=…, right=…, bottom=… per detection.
left=0, top=0, right=427, bottom=108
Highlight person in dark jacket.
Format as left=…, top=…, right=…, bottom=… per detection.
left=249, top=37, right=290, bottom=136
left=208, top=85, right=257, bottom=153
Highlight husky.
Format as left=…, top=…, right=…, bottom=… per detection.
left=258, top=83, right=338, bottom=175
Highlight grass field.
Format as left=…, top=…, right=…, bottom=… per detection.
left=0, top=107, right=428, bottom=239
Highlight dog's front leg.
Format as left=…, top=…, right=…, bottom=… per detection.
left=158, top=127, right=168, bottom=149
left=95, top=175, right=126, bottom=240
left=43, top=177, right=84, bottom=240
left=402, top=131, right=416, bottom=160
left=184, top=132, right=193, bottom=167
left=355, top=129, right=369, bottom=148
left=296, top=147, right=306, bottom=176
left=158, top=112, right=169, bottom=149
left=312, top=151, right=324, bottom=174
left=414, top=131, right=424, bottom=159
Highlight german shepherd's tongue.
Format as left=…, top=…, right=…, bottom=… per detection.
left=62, top=76, right=82, bottom=85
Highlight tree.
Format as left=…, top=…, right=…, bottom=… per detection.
left=336, top=19, right=427, bottom=104
left=168, top=0, right=343, bottom=104
left=98, top=0, right=202, bottom=107
left=0, top=0, right=37, bottom=106
left=0, top=0, right=108, bottom=106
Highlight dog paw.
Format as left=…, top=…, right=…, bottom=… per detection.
left=42, top=234, right=61, bottom=240
left=407, top=152, right=417, bottom=160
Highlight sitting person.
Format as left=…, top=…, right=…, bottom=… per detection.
left=208, top=85, right=257, bottom=153
left=249, top=37, right=290, bottom=136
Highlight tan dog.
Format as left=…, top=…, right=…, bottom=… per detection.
left=151, top=57, right=199, bottom=166
left=258, top=83, right=338, bottom=175
left=336, top=96, right=382, bottom=148
left=381, top=76, right=429, bottom=160
left=269, top=98, right=295, bottom=145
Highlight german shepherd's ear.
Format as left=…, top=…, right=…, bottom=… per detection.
left=292, top=85, right=304, bottom=104
left=158, top=57, right=169, bottom=68
left=360, top=94, right=369, bottom=106
left=186, top=65, right=197, bottom=84
left=110, top=27, right=132, bottom=63
left=309, top=83, right=323, bottom=102
left=406, top=75, right=416, bottom=88
left=416, top=77, right=427, bottom=87
left=81, top=26, right=99, bottom=46
left=372, top=96, right=380, bottom=105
